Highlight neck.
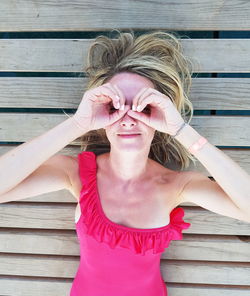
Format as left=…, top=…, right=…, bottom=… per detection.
left=105, top=148, right=150, bottom=185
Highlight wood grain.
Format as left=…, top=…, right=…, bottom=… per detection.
left=1, top=39, right=250, bottom=72
left=0, top=0, right=250, bottom=31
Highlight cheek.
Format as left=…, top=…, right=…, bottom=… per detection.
left=104, top=127, right=115, bottom=141
left=148, top=129, right=156, bottom=141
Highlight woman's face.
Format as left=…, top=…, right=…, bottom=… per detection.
left=105, top=72, right=156, bottom=152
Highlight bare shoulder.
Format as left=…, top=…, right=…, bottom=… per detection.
left=155, top=162, right=198, bottom=206
left=149, top=158, right=186, bottom=183
left=69, top=155, right=78, bottom=163
left=167, top=169, right=207, bottom=205
left=43, top=153, right=78, bottom=178
left=44, top=154, right=81, bottom=201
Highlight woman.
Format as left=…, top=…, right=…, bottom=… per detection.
left=0, top=30, right=249, bottom=296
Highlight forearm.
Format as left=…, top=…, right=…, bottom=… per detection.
left=175, top=124, right=250, bottom=213
left=0, top=117, right=89, bottom=196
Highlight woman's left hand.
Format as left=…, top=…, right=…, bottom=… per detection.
left=127, top=87, right=185, bottom=136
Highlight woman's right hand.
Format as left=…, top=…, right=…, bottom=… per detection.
left=72, top=83, right=130, bottom=131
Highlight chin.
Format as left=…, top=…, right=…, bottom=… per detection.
left=112, top=142, right=150, bottom=152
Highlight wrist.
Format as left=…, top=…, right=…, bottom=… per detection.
left=67, top=116, right=90, bottom=137
left=174, top=124, right=206, bottom=148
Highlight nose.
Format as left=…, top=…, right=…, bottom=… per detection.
left=120, top=112, right=137, bottom=127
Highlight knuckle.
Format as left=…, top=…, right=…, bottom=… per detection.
left=104, top=82, right=111, bottom=86
left=101, top=84, right=110, bottom=91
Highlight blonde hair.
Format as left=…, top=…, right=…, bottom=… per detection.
left=78, top=29, right=198, bottom=170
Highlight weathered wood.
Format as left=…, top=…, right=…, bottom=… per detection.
left=1, top=0, right=250, bottom=31
left=0, top=114, right=249, bottom=146
left=168, top=284, right=250, bottom=296
left=0, top=229, right=249, bottom=262
left=0, top=254, right=249, bottom=285
left=0, top=278, right=71, bottom=296
left=0, top=204, right=249, bottom=235
left=163, top=234, right=250, bottom=262
left=0, top=77, right=249, bottom=110
left=1, top=1, right=249, bottom=295
left=0, top=146, right=249, bottom=185
left=1, top=39, right=250, bottom=72
left=161, top=260, right=250, bottom=285
left=1, top=278, right=249, bottom=296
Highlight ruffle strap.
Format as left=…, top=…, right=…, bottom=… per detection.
left=78, top=151, right=191, bottom=256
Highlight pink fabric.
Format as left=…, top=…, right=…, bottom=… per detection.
left=70, top=151, right=191, bottom=296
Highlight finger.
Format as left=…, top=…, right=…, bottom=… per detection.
left=108, top=105, right=130, bottom=125
left=132, top=87, right=149, bottom=111
left=95, top=85, right=120, bottom=109
left=111, top=84, right=126, bottom=110
left=136, top=94, right=159, bottom=112
left=138, top=92, right=168, bottom=112
left=127, top=109, right=149, bottom=125
left=104, top=83, right=122, bottom=109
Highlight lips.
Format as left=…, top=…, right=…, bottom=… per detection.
left=117, top=133, right=141, bottom=135
left=117, top=133, right=141, bottom=138
left=117, top=131, right=141, bottom=135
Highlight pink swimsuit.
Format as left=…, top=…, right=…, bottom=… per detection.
left=70, top=151, right=191, bottom=296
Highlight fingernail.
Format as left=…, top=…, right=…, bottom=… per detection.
left=132, top=105, right=136, bottom=111
left=137, top=105, right=141, bottom=112
left=116, top=102, right=120, bottom=109
left=120, top=104, right=124, bottom=110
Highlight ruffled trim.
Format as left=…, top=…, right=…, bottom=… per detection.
left=78, top=151, right=191, bottom=256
